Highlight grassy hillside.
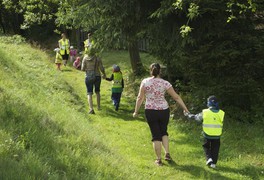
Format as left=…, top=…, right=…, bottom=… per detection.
left=0, top=35, right=263, bottom=180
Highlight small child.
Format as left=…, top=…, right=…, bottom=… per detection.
left=69, top=46, right=77, bottom=62
left=73, top=56, right=81, bottom=69
left=54, top=48, right=62, bottom=71
left=185, top=95, right=225, bottom=168
left=106, top=65, right=124, bottom=111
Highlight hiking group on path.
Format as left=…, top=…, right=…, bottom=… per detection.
left=53, top=32, right=225, bottom=168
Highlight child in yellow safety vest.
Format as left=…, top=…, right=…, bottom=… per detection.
left=54, top=48, right=63, bottom=71
left=185, top=95, right=225, bottom=169
left=106, top=65, right=124, bottom=111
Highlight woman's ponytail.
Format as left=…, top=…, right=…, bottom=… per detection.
left=150, top=63, right=161, bottom=77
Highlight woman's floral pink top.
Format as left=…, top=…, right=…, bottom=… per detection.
left=141, top=77, right=172, bottom=110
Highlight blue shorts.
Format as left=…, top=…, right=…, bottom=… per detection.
left=85, top=76, right=101, bottom=95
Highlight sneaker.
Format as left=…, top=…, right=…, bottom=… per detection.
left=210, top=164, right=216, bottom=168
left=206, top=158, right=213, bottom=166
left=155, top=159, right=162, bottom=166
left=165, top=153, right=172, bottom=161
left=88, top=109, right=95, bottom=114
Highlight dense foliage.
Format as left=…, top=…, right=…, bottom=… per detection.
left=147, top=0, right=264, bottom=122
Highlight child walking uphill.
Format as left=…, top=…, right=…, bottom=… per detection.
left=185, top=95, right=225, bottom=169
left=54, top=48, right=62, bottom=71
left=106, top=65, right=124, bottom=111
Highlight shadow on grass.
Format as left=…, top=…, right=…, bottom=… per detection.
left=61, top=69, right=73, bottom=72
left=219, top=165, right=264, bottom=180
left=99, top=105, right=147, bottom=122
left=162, top=159, right=263, bottom=180
left=162, top=162, right=233, bottom=180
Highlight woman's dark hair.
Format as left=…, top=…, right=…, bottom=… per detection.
left=150, top=63, right=160, bottom=77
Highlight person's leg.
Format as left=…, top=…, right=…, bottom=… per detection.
left=145, top=109, right=162, bottom=164
left=64, top=53, right=69, bottom=66
left=112, top=93, right=117, bottom=106
left=211, top=139, right=220, bottom=165
left=116, top=93, right=122, bottom=111
left=88, top=94, right=94, bottom=111
left=153, top=141, right=162, bottom=160
left=63, top=59, right=66, bottom=66
left=85, top=77, right=94, bottom=114
left=95, top=92, right=100, bottom=110
left=158, top=109, right=170, bottom=159
left=202, top=138, right=213, bottom=165
left=94, top=76, right=101, bottom=110
left=162, top=136, right=169, bottom=154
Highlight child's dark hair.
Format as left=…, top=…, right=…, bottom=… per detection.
left=113, top=64, right=121, bottom=72
left=150, top=63, right=160, bottom=77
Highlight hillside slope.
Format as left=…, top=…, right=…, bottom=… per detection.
left=0, top=35, right=263, bottom=180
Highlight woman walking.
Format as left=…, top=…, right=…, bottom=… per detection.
left=81, top=46, right=106, bottom=114
left=133, top=63, right=189, bottom=166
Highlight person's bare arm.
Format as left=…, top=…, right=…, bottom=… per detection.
left=133, top=83, right=145, bottom=117
left=98, top=58, right=106, bottom=78
left=167, top=87, right=189, bottom=114
left=81, top=57, right=86, bottom=71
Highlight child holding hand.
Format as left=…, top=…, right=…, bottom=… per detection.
left=185, top=95, right=225, bottom=168
left=106, top=65, right=124, bottom=111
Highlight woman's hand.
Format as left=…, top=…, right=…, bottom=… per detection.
left=183, top=110, right=190, bottom=116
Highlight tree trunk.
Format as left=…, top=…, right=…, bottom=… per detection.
left=128, top=40, right=144, bottom=75
left=0, top=10, right=6, bottom=33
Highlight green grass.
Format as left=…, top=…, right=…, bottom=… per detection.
left=0, top=35, right=263, bottom=180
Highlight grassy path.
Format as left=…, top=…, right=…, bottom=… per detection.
left=0, top=36, right=263, bottom=179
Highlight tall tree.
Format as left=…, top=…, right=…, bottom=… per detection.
left=148, top=0, right=264, bottom=122
left=55, top=0, right=162, bottom=75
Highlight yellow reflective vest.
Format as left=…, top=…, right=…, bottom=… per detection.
left=58, top=39, right=70, bottom=55
left=55, top=52, right=63, bottom=64
left=84, top=39, right=94, bottom=54
left=113, top=72, right=123, bottom=88
left=202, top=109, right=225, bottom=136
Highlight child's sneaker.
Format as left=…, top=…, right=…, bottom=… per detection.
left=206, top=158, right=213, bottom=166
left=210, top=164, right=216, bottom=168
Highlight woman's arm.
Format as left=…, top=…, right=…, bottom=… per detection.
left=133, top=83, right=145, bottom=117
left=167, top=87, right=189, bottom=113
left=81, top=57, right=86, bottom=71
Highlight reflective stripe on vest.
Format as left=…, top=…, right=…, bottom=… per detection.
left=59, top=39, right=70, bottom=55
left=202, top=109, right=225, bottom=136
left=113, top=72, right=123, bottom=88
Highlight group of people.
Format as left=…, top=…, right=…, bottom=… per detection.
left=54, top=32, right=123, bottom=114
left=80, top=45, right=124, bottom=114
left=54, top=32, right=225, bottom=169
left=54, top=33, right=83, bottom=71
left=133, top=63, right=225, bottom=168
